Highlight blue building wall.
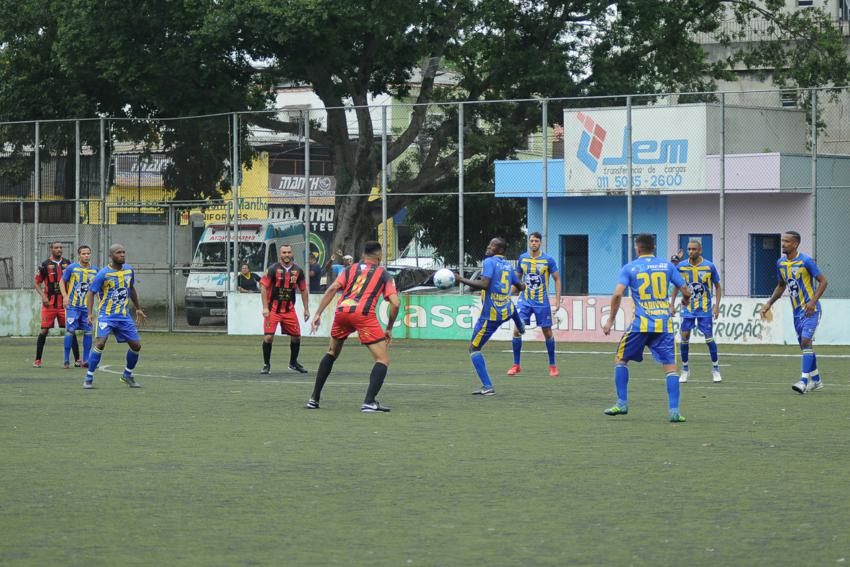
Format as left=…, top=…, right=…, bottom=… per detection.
left=527, top=195, right=669, bottom=294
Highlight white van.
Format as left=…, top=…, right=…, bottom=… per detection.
left=184, top=219, right=305, bottom=325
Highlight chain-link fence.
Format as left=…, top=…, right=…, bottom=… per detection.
left=2, top=87, right=849, bottom=330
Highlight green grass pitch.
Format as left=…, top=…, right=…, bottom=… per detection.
left=2, top=333, right=849, bottom=566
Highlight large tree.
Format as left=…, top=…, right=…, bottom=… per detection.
left=227, top=0, right=850, bottom=259
left=2, top=0, right=848, bottom=251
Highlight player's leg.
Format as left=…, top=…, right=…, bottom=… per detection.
left=701, top=318, right=721, bottom=382
left=649, top=333, right=685, bottom=422
left=84, top=331, right=110, bottom=388
left=116, top=321, right=143, bottom=388
left=796, top=313, right=821, bottom=393
left=469, top=318, right=499, bottom=395
left=537, top=303, right=557, bottom=376
left=282, top=312, right=307, bottom=373
left=307, top=337, right=345, bottom=407
left=81, top=312, right=93, bottom=367
left=508, top=303, right=531, bottom=375
left=604, top=330, right=645, bottom=416
left=63, top=309, right=74, bottom=367
left=261, top=313, right=277, bottom=374
left=34, top=308, right=55, bottom=367
left=679, top=319, right=693, bottom=382
left=361, top=338, right=391, bottom=412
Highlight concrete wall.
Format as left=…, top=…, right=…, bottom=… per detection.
left=666, top=193, right=812, bottom=296
left=0, top=223, right=195, bottom=304
left=527, top=195, right=668, bottom=294
left=816, top=186, right=850, bottom=297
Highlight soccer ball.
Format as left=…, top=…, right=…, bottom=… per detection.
left=432, top=268, right=456, bottom=290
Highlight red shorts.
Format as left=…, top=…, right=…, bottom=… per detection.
left=263, top=310, right=301, bottom=337
left=331, top=311, right=386, bottom=345
left=41, top=306, right=66, bottom=329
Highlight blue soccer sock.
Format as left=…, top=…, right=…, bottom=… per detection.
left=801, top=348, right=815, bottom=384
left=470, top=351, right=492, bottom=389
left=706, top=337, right=719, bottom=369
left=82, top=333, right=93, bottom=362
left=125, top=347, right=141, bottom=375
left=680, top=339, right=690, bottom=370
left=63, top=332, right=74, bottom=364
left=545, top=337, right=556, bottom=366
left=666, top=372, right=681, bottom=413
left=86, top=346, right=103, bottom=380
left=810, top=353, right=820, bottom=382
left=511, top=337, right=522, bottom=365
left=614, top=364, right=629, bottom=406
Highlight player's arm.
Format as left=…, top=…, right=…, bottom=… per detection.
left=668, top=265, right=691, bottom=307
left=59, top=269, right=71, bottom=304
left=34, top=268, right=48, bottom=306
left=602, top=283, right=627, bottom=335
left=85, top=290, right=95, bottom=325
left=129, top=285, right=147, bottom=323
left=299, top=274, right=310, bottom=321
left=669, top=285, right=680, bottom=314
left=759, top=278, right=787, bottom=318
left=713, top=281, right=722, bottom=318
left=384, top=293, right=401, bottom=343
left=457, top=274, right=490, bottom=291
left=310, top=280, right=343, bottom=333
left=805, top=273, right=827, bottom=315
left=259, top=279, right=270, bottom=318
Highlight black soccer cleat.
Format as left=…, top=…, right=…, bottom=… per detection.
left=120, top=374, right=142, bottom=388
left=260, top=364, right=271, bottom=375
left=304, top=399, right=320, bottom=409
left=360, top=401, right=391, bottom=413
left=289, top=362, right=308, bottom=374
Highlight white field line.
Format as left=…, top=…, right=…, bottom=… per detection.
left=503, top=350, right=850, bottom=359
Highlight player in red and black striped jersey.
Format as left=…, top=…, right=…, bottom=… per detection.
left=33, top=241, right=73, bottom=368
left=259, top=244, right=310, bottom=374
left=306, top=240, right=401, bottom=413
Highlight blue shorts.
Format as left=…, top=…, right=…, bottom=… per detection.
left=793, top=310, right=820, bottom=342
left=616, top=329, right=675, bottom=365
left=470, top=317, right=510, bottom=350
left=65, top=307, right=92, bottom=332
left=96, top=317, right=140, bottom=343
left=517, top=301, right=553, bottom=328
left=680, top=316, right=713, bottom=337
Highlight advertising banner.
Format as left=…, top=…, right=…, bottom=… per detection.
left=564, top=105, right=707, bottom=193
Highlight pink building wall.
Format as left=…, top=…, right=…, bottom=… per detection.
left=666, top=193, right=813, bottom=296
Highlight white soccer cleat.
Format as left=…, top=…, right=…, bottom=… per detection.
left=806, top=380, right=823, bottom=392
left=679, top=370, right=689, bottom=383
left=791, top=380, right=807, bottom=394
left=712, top=370, right=722, bottom=383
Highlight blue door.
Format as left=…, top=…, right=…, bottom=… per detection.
left=750, top=234, right=781, bottom=296
left=678, top=234, right=713, bottom=261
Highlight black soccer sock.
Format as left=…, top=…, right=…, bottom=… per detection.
left=364, top=362, right=388, bottom=405
left=290, top=341, right=301, bottom=365
left=70, top=334, right=80, bottom=361
left=36, top=333, right=47, bottom=360
left=262, top=341, right=272, bottom=365
left=311, top=353, right=336, bottom=402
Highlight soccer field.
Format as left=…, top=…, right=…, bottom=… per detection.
left=2, top=333, right=849, bottom=566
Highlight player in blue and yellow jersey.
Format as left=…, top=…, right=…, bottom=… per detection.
left=602, top=234, right=692, bottom=422
left=83, top=244, right=147, bottom=389
left=670, top=240, right=723, bottom=384
left=759, top=231, right=828, bottom=394
left=509, top=231, right=562, bottom=377
left=456, top=237, right=525, bottom=396
left=60, top=245, right=98, bottom=369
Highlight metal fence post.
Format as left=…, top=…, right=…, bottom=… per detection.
left=232, top=113, right=240, bottom=274
left=34, top=121, right=40, bottom=271
left=381, top=105, right=388, bottom=266
left=167, top=204, right=175, bottom=332
left=811, top=88, right=818, bottom=261
left=458, top=102, right=465, bottom=288
left=99, top=118, right=106, bottom=264
left=720, top=93, right=726, bottom=286
left=75, top=120, right=81, bottom=257
left=304, top=109, right=311, bottom=274
left=19, top=199, right=25, bottom=289
left=542, top=99, right=549, bottom=249
left=626, top=96, right=633, bottom=263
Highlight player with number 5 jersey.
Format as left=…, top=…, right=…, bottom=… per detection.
left=602, top=234, right=691, bottom=422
